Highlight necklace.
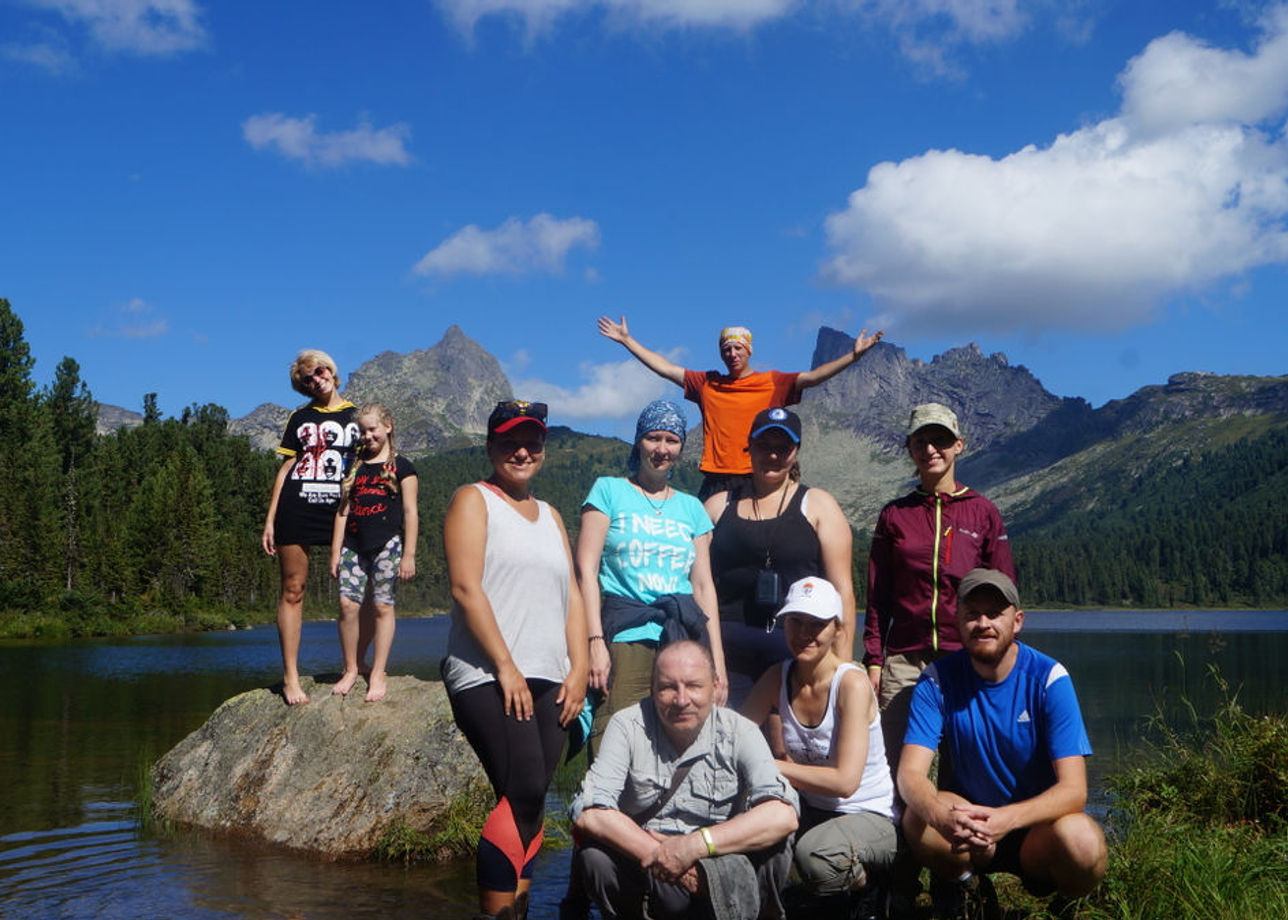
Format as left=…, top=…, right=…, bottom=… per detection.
left=750, top=481, right=792, bottom=522
left=633, top=477, right=670, bottom=515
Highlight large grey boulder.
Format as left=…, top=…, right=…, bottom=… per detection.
left=151, top=675, right=486, bottom=859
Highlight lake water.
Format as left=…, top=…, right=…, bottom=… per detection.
left=1, top=610, right=1285, bottom=919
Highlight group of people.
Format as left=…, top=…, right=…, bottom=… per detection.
left=260, top=324, right=1108, bottom=920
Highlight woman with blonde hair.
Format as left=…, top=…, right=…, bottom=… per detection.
left=261, top=349, right=358, bottom=705
left=328, top=403, right=418, bottom=702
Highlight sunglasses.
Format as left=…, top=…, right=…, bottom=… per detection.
left=309, top=366, right=332, bottom=379
left=910, top=430, right=958, bottom=450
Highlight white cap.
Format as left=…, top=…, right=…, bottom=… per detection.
left=770, top=576, right=842, bottom=631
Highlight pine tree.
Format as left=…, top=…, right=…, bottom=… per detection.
left=44, top=356, right=97, bottom=474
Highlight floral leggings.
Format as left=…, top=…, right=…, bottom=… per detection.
left=337, top=535, right=402, bottom=605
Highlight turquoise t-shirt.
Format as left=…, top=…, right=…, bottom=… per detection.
left=583, top=477, right=713, bottom=642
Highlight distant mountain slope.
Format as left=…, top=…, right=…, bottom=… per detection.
left=96, top=403, right=143, bottom=435
left=1007, top=422, right=1288, bottom=606
left=90, top=324, right=1287, bottom=607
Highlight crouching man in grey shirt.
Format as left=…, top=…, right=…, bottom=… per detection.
left=570, top=639, right=799, bottom=920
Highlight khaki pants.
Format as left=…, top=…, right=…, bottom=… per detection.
left=878, top=650, right=945, bottom=775
left=588, top=640, right=656, bottom=760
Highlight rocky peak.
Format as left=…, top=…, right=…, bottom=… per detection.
left=344, top=326, right=512, bottom=452
left=1100, top=371, right=1288, bottom=434
left=225, top=326, right=513, bottom=453
left=803, top=328, right=1061, bottom=452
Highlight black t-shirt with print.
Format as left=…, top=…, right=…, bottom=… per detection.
left=272, top=402, right=359, bottom=546
left=343, top=454, right=418, bottom=555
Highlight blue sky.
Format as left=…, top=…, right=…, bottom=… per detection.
left=3, top=0, right=1287, bottom=439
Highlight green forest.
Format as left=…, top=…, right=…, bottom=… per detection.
left=2, top=296, right=1285, bottom=640
left=1009, top=424, right=1288, bottom=608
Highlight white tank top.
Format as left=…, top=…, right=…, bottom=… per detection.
left=778, top=661, right=895, bottom=816
left=442, top=483, right=571, bottom=694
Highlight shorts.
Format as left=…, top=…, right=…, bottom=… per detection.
left=988, top=826, right=1055, bottom=895
left=337, top=535, right=402, bottom=605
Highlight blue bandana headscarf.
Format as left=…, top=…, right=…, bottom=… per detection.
left=628, top=399, right=688, bottom=473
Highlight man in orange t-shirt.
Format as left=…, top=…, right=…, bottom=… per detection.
left=598, top=316, right=883, bottom=499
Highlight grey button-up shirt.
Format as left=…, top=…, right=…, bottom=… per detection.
left=570, top=700, right=799, bottom=835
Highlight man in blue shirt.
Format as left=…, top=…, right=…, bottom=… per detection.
left=897, top=569, right=1107, bottom=919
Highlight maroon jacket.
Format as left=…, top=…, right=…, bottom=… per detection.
left=863, top=485, right=1015, bottom=669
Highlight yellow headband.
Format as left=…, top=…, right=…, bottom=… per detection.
left=719, top=326, right=753, bottom=353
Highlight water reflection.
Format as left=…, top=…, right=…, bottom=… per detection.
left=0, top=612, right=1284, bottom=918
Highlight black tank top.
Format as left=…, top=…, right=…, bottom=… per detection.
left=710, top=484, right=823, bottom=628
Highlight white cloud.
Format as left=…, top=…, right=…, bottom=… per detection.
left=23, top=0, right=206, bottom=56
left=1, top=40, right=76, bottom=73
left=821, top=8, right=1288, bottom=336
left=434, top=0, right=1053, bottom=72
left=435, top=0, right=797, bottom=35
left=241, top=113, right=413, bottom=168
left=413, top=214, right=601, bottom=278
left=512, top=355, right=677, bottom=419
left=88, top=297, right=169, bottom=338
left=852, top=0, right=1029, bottom=77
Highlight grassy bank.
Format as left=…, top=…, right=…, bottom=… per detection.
left=1074, top=670, right=1288, bottom=920
left=0, top=600, right=449, bottom=641
left=0, top=599, right=264, bottom=640
left=987, top=668, right=1288, bottom=919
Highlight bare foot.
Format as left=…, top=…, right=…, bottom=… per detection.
left=364, top=671, right=388, bottom=702
left=283, top=679, right=310, bottom=705
left=332, top=670, right=360, bottom=696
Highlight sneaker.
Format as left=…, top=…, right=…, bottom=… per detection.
left=931, top=873, right=1001, bottom=920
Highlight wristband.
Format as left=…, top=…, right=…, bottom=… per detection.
left=700, top=827, right=717, bottom=857
left=588, top=635, right=606, bottom=645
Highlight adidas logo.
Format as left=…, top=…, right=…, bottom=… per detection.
left=1017, top=710, right=1031, bottom=723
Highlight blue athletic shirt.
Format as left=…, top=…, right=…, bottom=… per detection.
left=584, top=476, right=713, bottom=643
left=904, top=642, right=1092, bottom=807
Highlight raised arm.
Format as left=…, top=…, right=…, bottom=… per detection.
left=793, top=329, right=883, bottom=393
left=443, top=485, right=532, bottom=720
left=598, top=315, right=686, bottom=386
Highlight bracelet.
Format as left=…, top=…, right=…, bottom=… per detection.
left=588, top=635, right=606, bottom=645
left=699, top=827, right=717, bottom=857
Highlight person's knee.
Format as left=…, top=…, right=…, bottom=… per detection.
left=1023, top=814, right=1107, bottom=896
left=1054, top=814, right=1108, bottom=883
left=574, top=843, right=614, bottom=885
left=280, top=582, right=305, bottom=605
left=794, top=820, right=893, bottom=895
